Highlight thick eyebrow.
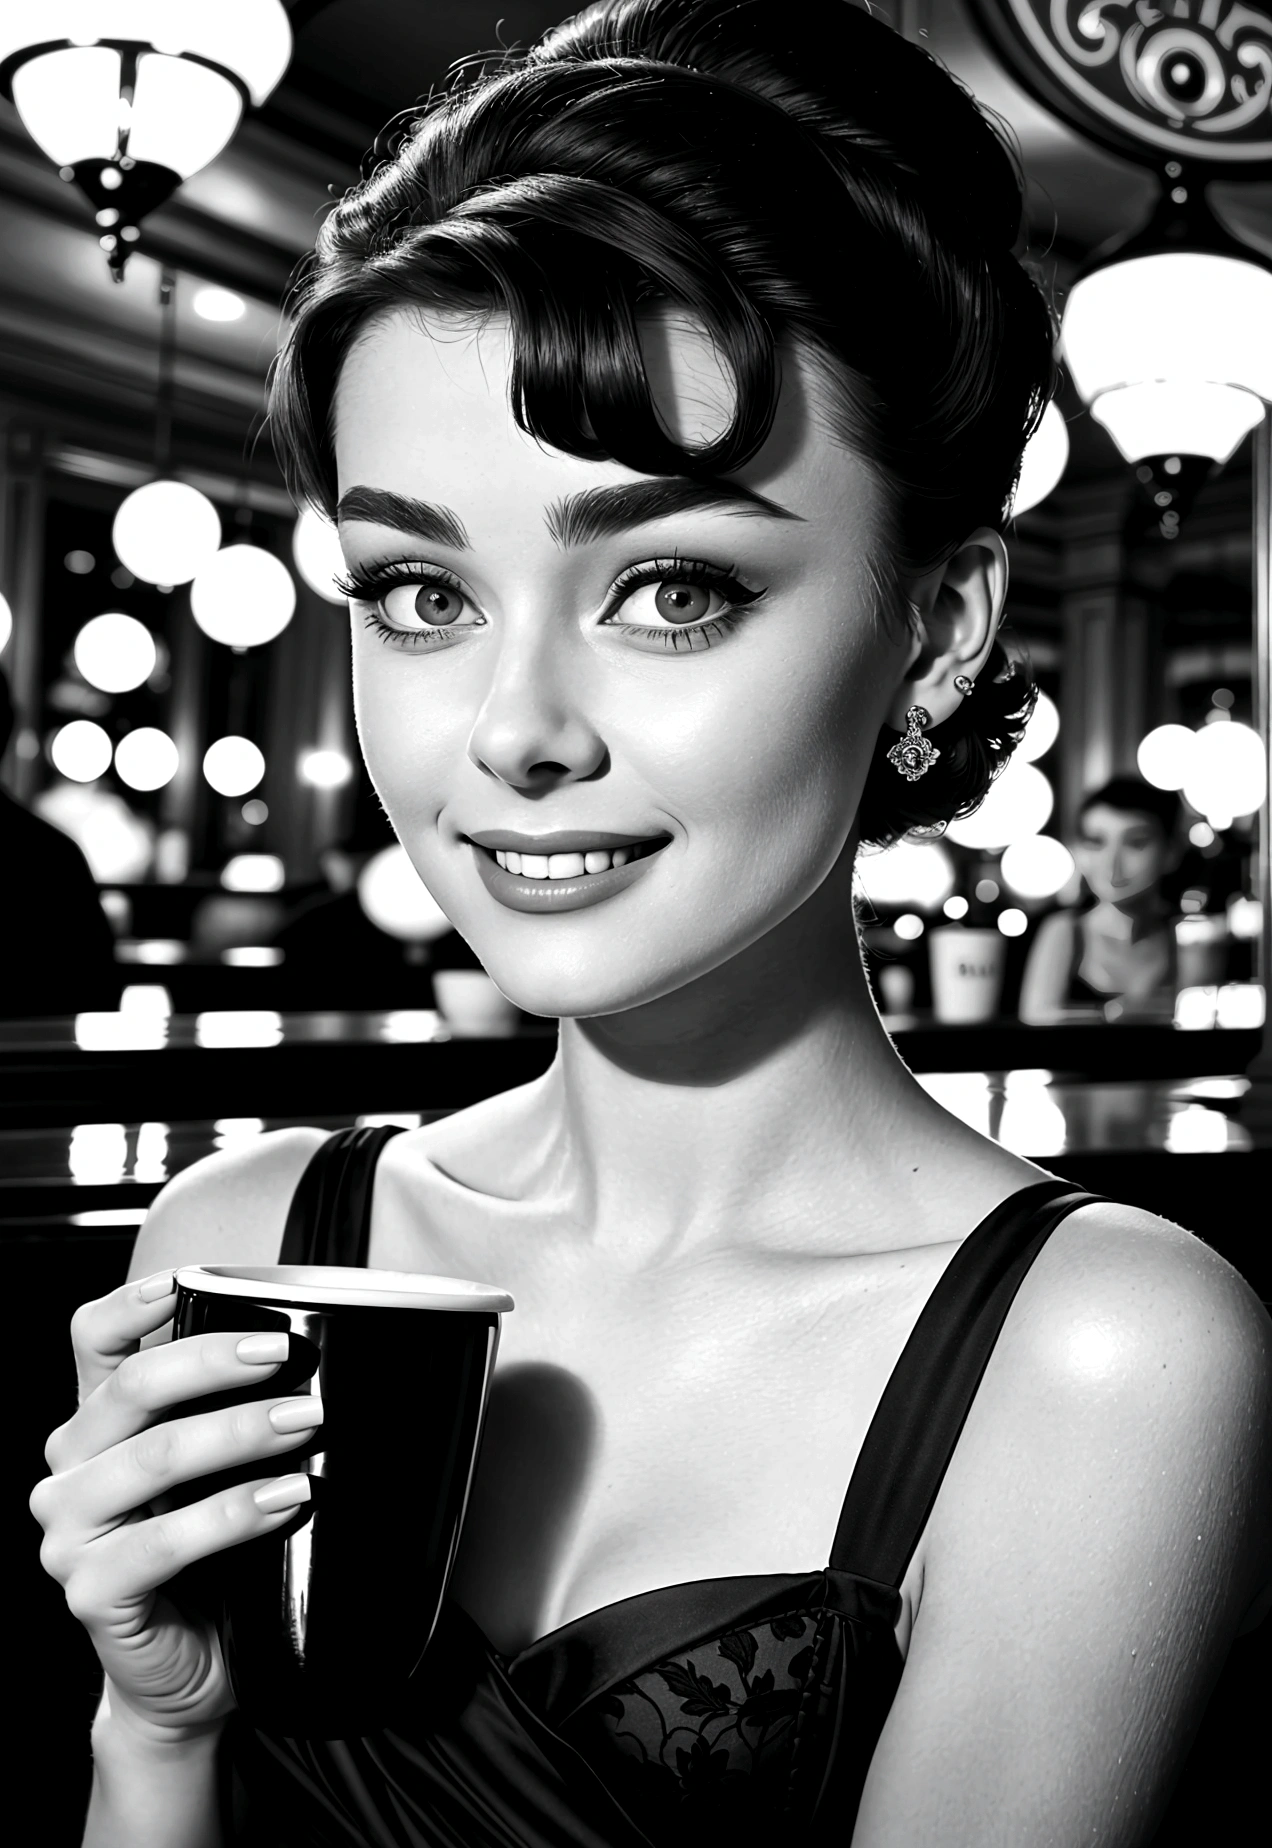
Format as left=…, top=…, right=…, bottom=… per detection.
left=336, top=476, right=803, bottom=553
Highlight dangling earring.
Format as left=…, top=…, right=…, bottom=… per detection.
left=954, top=675, right=975, bottom=697
left=887, top=706, right=941, bottom=782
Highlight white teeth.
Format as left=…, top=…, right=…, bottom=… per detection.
left=489, top=841, right=661, bottom=878
left=547, top=853, right=586, bottom=879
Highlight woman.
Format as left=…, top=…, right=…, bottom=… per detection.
left=1019, top=776, right=1184, bottom=1025
left=32, top=5, right=1272, bottom=1845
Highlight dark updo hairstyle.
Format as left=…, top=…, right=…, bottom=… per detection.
left=1079, top=777, right=1183, bottom=843
left=269, top=0, right=1059, bottom=847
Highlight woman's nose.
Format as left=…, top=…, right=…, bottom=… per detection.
left=465, top=635, right=606, bottom=790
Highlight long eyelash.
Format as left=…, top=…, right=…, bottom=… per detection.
left=333, top=560, right=459, bottom=602
left=341, top=554, right=768, bottom=651
left=603, top=556, right=767, bottom=647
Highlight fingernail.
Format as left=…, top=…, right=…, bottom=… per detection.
left=254, top=1474, right=312, bottom=1513
left=138, top=1272, right=176, bottom=1303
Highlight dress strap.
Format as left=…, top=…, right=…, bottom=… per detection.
left=829, top=1177, right=1105, bottom=1590
left=277, top=1124, right=408, bottom=1268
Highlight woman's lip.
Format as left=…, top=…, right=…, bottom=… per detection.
left=470, top=840, right=665, bottom=913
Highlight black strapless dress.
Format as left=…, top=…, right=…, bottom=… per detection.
left=217, top=1127, right=1102, bottom=1846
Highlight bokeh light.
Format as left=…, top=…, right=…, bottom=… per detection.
left=997, top=908, right=1028, bottom=937
left=221, top=853, right=285, bottom=893
left=0, top=591, right=11, bottom=654
left=1136, top=723, right=1195, bottom=791
left=192, top=286, right=245, bottom=322
left=856, top=838, right=956, bottom=911
left=114, top=727, right=179, bottom=791
left=1181, top=719, right=1266, bottom=825
left=112, top=480, right=221, bottom=586
left=203, top=735, right=265, bottom=796
left=73, top=612, right=156, bottom=693
left=1009, top=402, right=1069, bottom=517
left=50, top=718, right=112, bottom=782
left=999, top=834, right=1076, bottom=901
left=357, top=845, right=454, bottom=941
left=35, top=782, right=153, bottom=881
left=191, top=544, right=296, bottom=647
left=292, top=507, right=347, bottom=604
left=894, top=913, right=925, bottom=940
left=299, top=747, right=353, bottom=788
left=1016, top=690, right=1060, bottom=764
left=944, top=760, right=1054, bottom=851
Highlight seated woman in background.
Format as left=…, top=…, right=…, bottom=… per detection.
left=1018, top=776, right=1183, bottom=1025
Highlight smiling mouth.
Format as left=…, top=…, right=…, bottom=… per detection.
left=475, top=839, right=669, bottom=880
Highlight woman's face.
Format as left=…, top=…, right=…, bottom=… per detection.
left=1074, top=804, right=1173, bottom=907
left=332, top=305, right=914, bottom=1019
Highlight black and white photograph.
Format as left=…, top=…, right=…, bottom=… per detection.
left=6, top=3, right=1272, bottom=1843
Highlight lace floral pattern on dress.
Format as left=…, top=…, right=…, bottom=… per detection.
left=562, top=1608, right=841, bottom=1837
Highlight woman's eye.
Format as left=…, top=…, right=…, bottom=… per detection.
left=619, top=577, right=727, bottom=627
left=381, top=581, right=475, bottom=629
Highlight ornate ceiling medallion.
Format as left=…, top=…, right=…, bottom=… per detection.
left=967, top=0, right=1272, bottom=171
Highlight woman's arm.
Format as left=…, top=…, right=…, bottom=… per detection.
left=850, top=1203, right=1272, bottom=1847
left=1017, top=910, right=1077, bottom=1024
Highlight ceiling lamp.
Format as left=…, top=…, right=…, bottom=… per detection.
left=0, top=2, right=292, bottom=280
left=966, top=2, right=1272, bottom=537
left=1061, top=181, right=1272, bottom=528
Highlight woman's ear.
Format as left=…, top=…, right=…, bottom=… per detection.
left=885, top=527, right=1009, bottom=731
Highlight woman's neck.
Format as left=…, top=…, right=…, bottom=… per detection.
left=520, top=863, right=1001, bottom=1269
left=1087, top=892, right=1169, bottom=943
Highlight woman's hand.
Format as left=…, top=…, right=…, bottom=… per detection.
left=29, top=1271, right=319, bottom=1748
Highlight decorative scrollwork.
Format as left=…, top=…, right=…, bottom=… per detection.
left=969, top=0, right=1272, bottom=168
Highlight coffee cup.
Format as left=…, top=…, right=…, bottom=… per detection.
left=163, top=1264, right=513, bottom=1735
left=432, top=969, right=520, bottom=1037
left=929, top=926, right=1007, bottom=1024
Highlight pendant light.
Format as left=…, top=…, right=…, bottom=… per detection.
left=1061, top=168, right=1272, bottom=536
left=111, top=271, right=222, bottom=585
left=0, top=1, right=292, bottom=280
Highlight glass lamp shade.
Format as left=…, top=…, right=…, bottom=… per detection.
left=112, top=481, right=221, bottom=586
left=1009, top=401, right=1069, bottom=516
left=3, top=3, right=292, bottom=271
left=190, top=546, right=296, bottom=648
left=1062, top=251, right=1272, bottom=460
left=1090, top=381, right=1265, bottom=465
left=0, top=2, right=292, bottom=107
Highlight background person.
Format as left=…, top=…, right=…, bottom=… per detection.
left=0, top=666, right=119, bottom=1017
left=1018, top=775, right=1184, bottom=1024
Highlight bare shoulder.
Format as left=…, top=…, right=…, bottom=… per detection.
left=126, top=1125, right=332, bottom=1289
left=852, top=1198, right=1272, bottom=1845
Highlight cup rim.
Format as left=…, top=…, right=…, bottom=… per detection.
left=175, top=1264, right=514, bottom=1313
